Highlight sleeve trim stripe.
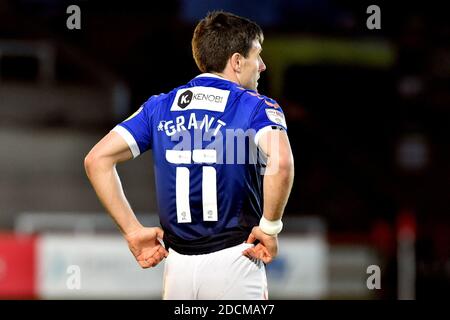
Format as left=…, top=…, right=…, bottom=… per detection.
left=112, top=125, right=141, bottom=158
left=254, top=125, right=284, bottom=146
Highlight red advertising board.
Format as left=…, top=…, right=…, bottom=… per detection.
left=0, top=233, right=36, bottom=299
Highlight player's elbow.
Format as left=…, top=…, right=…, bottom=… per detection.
left=278, top=154, right=294, bottom=179
left=266, top=150, right=294, bottom=179
left=84, top=151, right=96, bottom=176
left=84, top=149, right=105, bottom=177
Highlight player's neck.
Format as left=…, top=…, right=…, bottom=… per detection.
left=212, top=70, right=240, bottom=86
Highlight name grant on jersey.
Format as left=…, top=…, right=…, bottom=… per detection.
left=158, top=113, right=226, bottom=137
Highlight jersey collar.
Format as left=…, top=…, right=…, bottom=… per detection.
left=195, top=73, right=226, bottom=80
left=194, top=73, right=238, bottom=87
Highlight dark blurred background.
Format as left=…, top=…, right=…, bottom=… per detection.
left=0, top=0, right=448, bottom=299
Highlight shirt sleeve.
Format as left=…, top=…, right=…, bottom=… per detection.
left=249, top=98, right=288, bottom=146
left=111, top=97, right=155, bottom=158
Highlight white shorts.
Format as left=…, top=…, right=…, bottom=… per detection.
left=162, top=242, right=268, bottom=300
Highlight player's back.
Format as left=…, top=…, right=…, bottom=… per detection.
left=115, top=73, right=287, bottom=254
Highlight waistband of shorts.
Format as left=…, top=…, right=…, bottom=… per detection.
left=163, top=229, right=250, bottom=255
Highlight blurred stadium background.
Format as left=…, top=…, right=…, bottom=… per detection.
left=0, top=0, right=449, bottom=299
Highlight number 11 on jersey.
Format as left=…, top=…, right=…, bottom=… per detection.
left=167, top=149, right=218, bottom=223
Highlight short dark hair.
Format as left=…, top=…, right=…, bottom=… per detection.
left=192, top=11, right=264, bottom=73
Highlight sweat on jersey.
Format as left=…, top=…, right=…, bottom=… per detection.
left=112, top=73, right=287, bottom=255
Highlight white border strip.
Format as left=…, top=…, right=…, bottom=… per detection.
left=202, top=166, right=218, bottom=222
left=195, top=73, right=226, bottom=80
left=111, top=126, right=141, bottom=158
left=176, top=167, right=192, bottom=223
left=254, top=125, right=283, bottom=146
left=193, top=149, right=217, bottom=163
left=166, top=150, right=192, bottom=164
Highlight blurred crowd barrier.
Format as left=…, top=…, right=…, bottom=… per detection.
left=0, top=213, right=384, bottom=300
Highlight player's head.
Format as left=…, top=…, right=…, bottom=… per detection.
left=192, top=11, right=266, bottom=91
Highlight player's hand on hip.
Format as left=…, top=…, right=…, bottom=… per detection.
left=243, top=226, right=278, bottom=264
left=125, top=227, right=169, bottom=269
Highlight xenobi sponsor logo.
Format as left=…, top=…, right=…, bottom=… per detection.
left=191, top=92, right=224, bottom=104
left=171, top=86, right=230, bottom=112
left=177, top=90, right=193, bottom=108
left=177, top=89, right=224, bottom=108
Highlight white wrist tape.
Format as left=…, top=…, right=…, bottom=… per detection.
left=259, top=216, right=283, bottom=236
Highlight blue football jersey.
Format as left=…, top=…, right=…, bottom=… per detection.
left=113, top=73, right=287, bottom=254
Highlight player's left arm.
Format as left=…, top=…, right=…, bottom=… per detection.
left=244, top=129, right=294, bottom=263
left=259, top=129, right=294, bottom=222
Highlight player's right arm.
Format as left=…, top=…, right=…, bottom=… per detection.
left=84, top=131, right=167, bottom=268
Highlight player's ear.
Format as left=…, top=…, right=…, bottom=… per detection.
left=230, top=52, right=242, bottom=73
